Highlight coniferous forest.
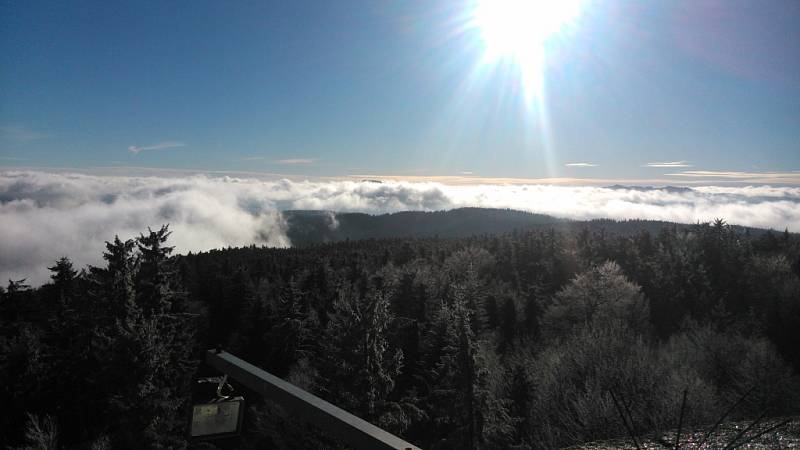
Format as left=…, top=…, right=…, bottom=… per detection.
left=2, top=213, right=800, bottom=449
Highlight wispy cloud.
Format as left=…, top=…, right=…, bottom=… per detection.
left=565, top=162, right=597, bottom=167
left=274, top=158, right=316, bottom=165
left=460, top=171, right=474, bottom=175
left=128, top=141, right=186, bottom=154
left=1, top=126, right=49, bottom=142
left=645, top=161, right=692, bottom=168
left=667, top=170, right=800, bottom=184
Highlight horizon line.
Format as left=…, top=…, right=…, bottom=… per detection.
left=2, top=165, right=800, bottom=186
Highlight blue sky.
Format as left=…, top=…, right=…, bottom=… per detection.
left=1, top=0, right=799, bottom=183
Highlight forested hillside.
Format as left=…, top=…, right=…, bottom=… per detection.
left=284, top=207, right=769, bottom=246
left=284, top=208, right=566, bottom=245
left=2, top=217, right=800, bottom=449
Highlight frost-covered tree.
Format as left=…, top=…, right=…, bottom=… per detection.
left=542, top=261, right=649, bottom=339
left=90, top=226, right=195, bottom=448
left=321, top=282, right=408, bottom=430
left=423, top=294, right=512, bottom=449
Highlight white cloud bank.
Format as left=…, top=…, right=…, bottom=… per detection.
left=2, top=170, right=799, bottom=285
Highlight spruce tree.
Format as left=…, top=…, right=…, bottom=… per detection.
left=136, top=225, right=178, bottom=315
left=321, top=282, right=406, bottom=430
left=91, top=227, right=195, bottom=448
left=423, top=295, right=512, bottom=449
left=48, top=257, right=77, bottom=301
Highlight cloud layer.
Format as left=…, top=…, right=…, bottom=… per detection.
left=2, top=170, right=799, bottom=285
left=666, top=170, right=800, bottom=184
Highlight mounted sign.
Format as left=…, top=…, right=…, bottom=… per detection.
left=189, top=374, right=244, bottom=441
left=190, top=396, right=244, bottom=439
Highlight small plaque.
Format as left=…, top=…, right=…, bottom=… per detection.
left=190, top=397, right=244, bottom=439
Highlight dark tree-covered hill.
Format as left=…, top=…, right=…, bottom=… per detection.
left=284, top=207, right=774, bottom=246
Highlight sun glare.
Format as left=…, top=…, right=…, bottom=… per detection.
left=471, top=0, right=583, bottom=98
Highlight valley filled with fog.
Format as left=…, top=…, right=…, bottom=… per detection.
left=2, top=170, right=799, bottom=284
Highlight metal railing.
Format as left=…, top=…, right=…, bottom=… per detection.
left=205, top=349, right=421, bottom=450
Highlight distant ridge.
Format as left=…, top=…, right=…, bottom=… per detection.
left=283, top=207, right=774, bottom=246
left=284, top=208, right=563, bottom=246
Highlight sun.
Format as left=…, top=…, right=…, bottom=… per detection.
left=470, top=0, right=584, bottom=97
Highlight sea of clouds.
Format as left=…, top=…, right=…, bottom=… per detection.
left=2, top=170, right=799, bottom=285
